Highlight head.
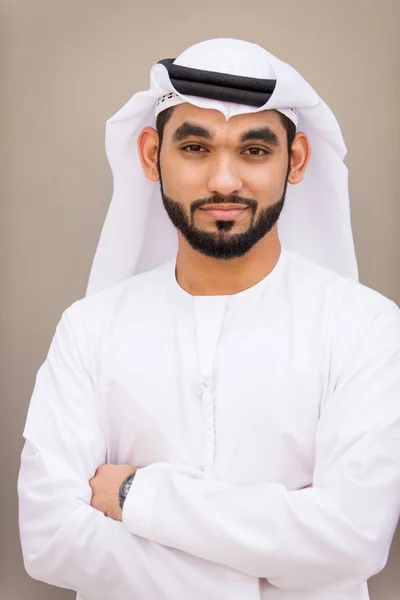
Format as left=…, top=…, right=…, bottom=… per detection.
left=138, top=102, right=310, bottom=259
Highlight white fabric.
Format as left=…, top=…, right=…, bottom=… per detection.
left=19, top=250, right=400, bottom=600
left=154, top=91, right=299, bottom=126
left=86, top=38, right=359, bottom=296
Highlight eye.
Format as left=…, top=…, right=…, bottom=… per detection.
left=181, top=144, right=207, bottom=153
left=243, top=147, right=270, bottom=157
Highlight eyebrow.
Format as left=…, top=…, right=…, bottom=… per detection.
left=172, top=122, right=213, bottom=142
left=240, top=127, right=279, bottom=147
left=171, top=121, right=280, bottom=147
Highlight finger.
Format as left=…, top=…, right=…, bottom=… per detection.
left=89, top=476, right=97, bottom=491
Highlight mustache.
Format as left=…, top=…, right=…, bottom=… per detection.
left=190, top=195, right=258, bottom=218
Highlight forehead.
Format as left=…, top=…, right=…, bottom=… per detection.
left=164, top=102, right=285, bottom=138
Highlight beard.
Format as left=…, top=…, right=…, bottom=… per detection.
left=159, top=175, right=289, bottom=260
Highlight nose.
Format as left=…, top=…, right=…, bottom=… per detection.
left=207, top=155, right=243, bottom=197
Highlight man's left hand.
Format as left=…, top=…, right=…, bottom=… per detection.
left=90, top=464, right=137, bottom=521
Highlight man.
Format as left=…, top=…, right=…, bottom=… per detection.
left=18, top=38, right=400, bottom=600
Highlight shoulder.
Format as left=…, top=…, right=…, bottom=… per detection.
left=284, top=252, right=400, bottom=384
left=284, top=250, right=398, bottom=319
left=61, top=261, right=172, bottom=340
left=284, top=252, right=400, bottom=372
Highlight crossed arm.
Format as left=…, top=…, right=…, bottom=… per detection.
left=19, top=303, right=400, bottom=596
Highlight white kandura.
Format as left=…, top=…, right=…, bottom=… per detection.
left=19, top=249, right=400, bottom=600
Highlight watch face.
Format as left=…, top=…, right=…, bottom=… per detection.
left=119, top=473, right=135, bottom=509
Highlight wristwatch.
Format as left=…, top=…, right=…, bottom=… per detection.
left=118, top=470, right=137, bottom=509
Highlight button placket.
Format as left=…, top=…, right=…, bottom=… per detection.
left=194, top=297, right=228, bottom=477
left=200, top=378, right=215, bottom=475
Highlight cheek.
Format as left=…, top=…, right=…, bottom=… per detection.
left=244, top=159, right=288, bottom=200
left=161, top=156, right=207, bottom=201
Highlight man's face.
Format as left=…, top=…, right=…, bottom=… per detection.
left=157, top=104, right=292, bottom=259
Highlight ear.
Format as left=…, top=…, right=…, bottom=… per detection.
left=137, top=126, right=160, bottom=182
left=287, top=132, right=311, bottom=185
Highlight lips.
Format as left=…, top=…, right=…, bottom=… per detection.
left=201, top=204, right=248, bottom=210
left=200, top=204, right=249, bottom=220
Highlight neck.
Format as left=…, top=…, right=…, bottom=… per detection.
left=175, top=228, right=282, bottom=296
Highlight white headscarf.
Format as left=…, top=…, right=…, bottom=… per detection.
left=86, top=38, right=358, bottom=296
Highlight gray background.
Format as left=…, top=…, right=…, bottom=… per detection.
left=1, top=0, right=399, bottom=598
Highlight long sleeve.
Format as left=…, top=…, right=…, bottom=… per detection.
left=122, top=303, right=400, bottom=592
left=18, top=305, right=236, bottom=600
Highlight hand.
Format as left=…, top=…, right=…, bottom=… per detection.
left=90, top=464, right=137, bottom=521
